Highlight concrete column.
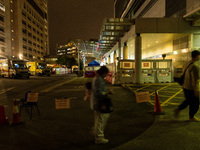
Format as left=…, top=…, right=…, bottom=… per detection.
left=123, top=44, right=128, bottom=59
left=114, top=51, right=117, bottom=65
left=135, top=34, right=142, bottom=84
left=108, top=55, right=111, bottom=64
left=117, top=40, right=121, bottom=71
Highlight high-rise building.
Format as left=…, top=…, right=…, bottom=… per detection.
left=0, top=0, right=49, bottom=60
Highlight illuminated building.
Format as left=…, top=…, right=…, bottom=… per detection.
left=99, top=0, right=200, bottom=83
left=0, top=0, right=49, bottom=60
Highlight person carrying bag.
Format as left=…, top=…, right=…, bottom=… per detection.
left=90, top=66, right=113, bottom=144
left=174, top=50, right=200, bottom=121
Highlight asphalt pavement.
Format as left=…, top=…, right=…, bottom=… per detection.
left=1, top=76, right=200, bottom=150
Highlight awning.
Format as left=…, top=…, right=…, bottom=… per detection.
left=98, top=18, right=134, bottom=53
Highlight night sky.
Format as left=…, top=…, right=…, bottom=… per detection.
left=48, top=0, right=114, bottom=54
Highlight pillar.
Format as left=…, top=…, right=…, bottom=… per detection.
left=107, top=55, right=110, bottom=64
left=114, top=51, right=117, bottom=65
left=135, top=33, right=142, bottom=84
left=117, top=40, right=121, bottom=71
left=123, top=43, right=128, bottom=59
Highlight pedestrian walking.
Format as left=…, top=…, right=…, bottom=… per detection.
left=174, top=50, right=200, bottom=121
left=90, top=66, right=113, bottom=144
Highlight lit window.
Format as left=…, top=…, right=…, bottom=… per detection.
left=0, top=3, right=5, bottom=11
left=11, top=10, right=13, bottom=12
left=11, top=20, right=13, bottom=22
left=10, top=1, right=13, bottom=3
left=11, top=30, right=14, bottom=32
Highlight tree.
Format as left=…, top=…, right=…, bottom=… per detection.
left=56, top=55, right=77, bottom=68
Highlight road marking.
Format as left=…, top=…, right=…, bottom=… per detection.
left=158, top=91, right=180, bottom=94
left=135, top=85, right=150, bottom=92
left=0, top=87, right=15, bottom=95
left=161, top=89, right=183, bottom=106
left=41, top=78, right=77, bottom=92
left=149, top=84, right=172, bottom=96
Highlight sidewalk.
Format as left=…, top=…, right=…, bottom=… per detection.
left=115, top=84, right=200, bottom=150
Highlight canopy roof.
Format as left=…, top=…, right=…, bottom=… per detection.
left=88, top=60, right=100, bottom=66
left=98, top=18, right=133, bottom=54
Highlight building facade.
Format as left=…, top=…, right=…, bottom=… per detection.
left=99, top=0, right=200, bottom=83
left=0, top=0, right=49, bottom=60
left=57, top=41, right=78, bottom=57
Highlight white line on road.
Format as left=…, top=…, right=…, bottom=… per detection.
left=0, top=87, right=16, bottom=95
left=41, top=78, right=77, bottom=92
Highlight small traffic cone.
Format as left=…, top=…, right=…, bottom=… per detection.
left=153, top=90, right=165, bottom=115
left=12, top=100, right=24, bottom=125
left=0, top=105, right=8, bottom=125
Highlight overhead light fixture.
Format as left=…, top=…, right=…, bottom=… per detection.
left=181, top=49, right=188, bottom=53
left=173, top=51, right=178, bottom=54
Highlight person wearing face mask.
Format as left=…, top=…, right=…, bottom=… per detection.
left=90, top=66, right=112, bottom=144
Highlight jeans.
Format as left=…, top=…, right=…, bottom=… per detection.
left=94, top=111, right=110, bottom=139
left=178, top=88, right=199, bottom=118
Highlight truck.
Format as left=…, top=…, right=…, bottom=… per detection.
left=0, top=59, right=30, bottom=79
left=27, top=61, right=51, bottom=76
left=72, top=65, right=78, bottom=74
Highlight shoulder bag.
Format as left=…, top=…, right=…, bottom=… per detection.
left=177, top=62, right=193, bottom=85
left=98, top=96, right=114, bottom=113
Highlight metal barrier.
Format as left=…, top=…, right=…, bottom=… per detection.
left=106, top=63, right=116, bottom=84
left=141, top=69, right=155, bottom=83
left=155, top=60, right=172, bottom=83
left=141, top=61, right=155, bottom=83
left=84, top=66, right=100, bottom=77
left=114, top=59, right=172, bottom=84
left=118, top=60, right=135, bottom=84
left=120, top=70, right=135, bottom=84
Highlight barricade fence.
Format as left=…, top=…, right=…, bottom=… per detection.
left=106, top=59, right=172, bottom=84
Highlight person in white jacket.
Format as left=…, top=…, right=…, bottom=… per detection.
left=90, top=66, right=112, bottom=144
left=174, top=50, right=200, bottom=121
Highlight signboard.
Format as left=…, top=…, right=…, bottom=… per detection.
left=159, top=62, right=168, bottom=68
left=27, top=93, right=38, bottom=102
left=55, top=98, right=70, bottom=109
left=142, top=62, right=151, bottom=68
left=123, top=62, right=132, bottom=69
left=136, top=92, right=151, bottom=103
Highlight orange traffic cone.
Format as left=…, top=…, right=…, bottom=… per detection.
left=12, top=100, right=24, bottom=125
left=153, top=90, right=165, bottom=115
left=0, top=105, right=8, bottom=125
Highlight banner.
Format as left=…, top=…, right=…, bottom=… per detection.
left=55, top=98, right=70, bottom=109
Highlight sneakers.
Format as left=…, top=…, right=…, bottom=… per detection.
left=95, top=138, right=109, bottom=144
left=174, top=109, right=180, bottom=118
left=189, top=116, right=200, bottom=122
